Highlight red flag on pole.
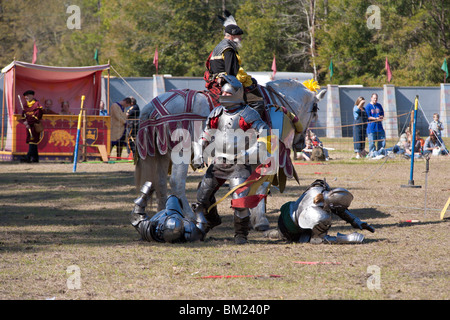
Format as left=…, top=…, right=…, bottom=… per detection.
left=271, top=55, right=277, bottom=80
left=385, top=57, right=392, bottom=82
left=153, top=47, right=159, bottom=74
left=32, top=40, right=38, bottom=64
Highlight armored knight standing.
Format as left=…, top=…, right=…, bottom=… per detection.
left=193, top=75, right=270, bottom=244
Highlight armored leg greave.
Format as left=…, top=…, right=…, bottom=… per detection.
left=234, top=215, right=250, bottom=245
left=249, top=181, right=270, bottom=231
left=129, top=181, right=156, bottom=241
left=229, top=177, right=250, bottom=219
left=130, top=181, right=153, bottom=227
left=196, top=177, right=223, bottom=232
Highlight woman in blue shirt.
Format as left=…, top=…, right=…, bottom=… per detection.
left=352, top=96, right=368, bottom=158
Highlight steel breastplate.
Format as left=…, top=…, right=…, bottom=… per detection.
left=293, top=187, right=332, bottom=229
left=214, top=109, right=253, bottom=163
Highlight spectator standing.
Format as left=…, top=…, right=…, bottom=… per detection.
left=428, top=113, right=446, bottom=150
left=352, top=96, right=368, bottom=158
left=19, top=90, right=43, bottom=163
left=126, top=97, right=140, bottom=156
left=428, top=113, right=444, bottom=141
left=365, top=93, right=386, bottom=156
left=110, top=97, right=131, bottom=159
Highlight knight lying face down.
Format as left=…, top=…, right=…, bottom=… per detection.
left=267, top=179, right=375, bottom=244
left=130, top=182, right=208, bottom=243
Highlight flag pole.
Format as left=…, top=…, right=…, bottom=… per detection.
left=329, top=58, right=333, bottom=84
left=442, top=58, right=448, bottom=83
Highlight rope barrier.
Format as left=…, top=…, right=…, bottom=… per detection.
left=308, top=112, right=409, bottom=130
left=110, top=65, right=149, bottom=105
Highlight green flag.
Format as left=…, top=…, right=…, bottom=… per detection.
left=329, top=59, right=334, bottom=79
left=94, top=49, right=99, bottom=65
left=442, top=58, right=449, bottom=79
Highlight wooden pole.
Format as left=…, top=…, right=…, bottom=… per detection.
left=1, top=74, right=6, bottom=151
left=107, top=60, right=110, bottom=114
left=410, top=110, right=414, bottom=130
left=82, top=108, right=87, bottom=162
left=12, top=62, right=16, bottom=116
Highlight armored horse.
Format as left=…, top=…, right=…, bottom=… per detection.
left=134, top=79, right=326, bottom=228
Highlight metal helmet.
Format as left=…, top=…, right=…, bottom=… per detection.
left=323, top=188, right=353, bottom=211
left=159, top=195, right=185, bottom=243
left=219, top=75, right=245, bottom=108
left=162, top=216, right=184, bottom=243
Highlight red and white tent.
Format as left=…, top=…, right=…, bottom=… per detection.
left=2, top=60, right=110, bottom=125
left=1, top=61, right=111, bottom=160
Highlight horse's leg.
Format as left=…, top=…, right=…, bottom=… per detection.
left=134, top=154, right=169, bottom=212
left=169, top=163, right=195, bottom=220
left=134, top=157, right=157, bottom=212
left=135, top=157, right=150, bottom=191
left=153, top=153, right=171, bottom=211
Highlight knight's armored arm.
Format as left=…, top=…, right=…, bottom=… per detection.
left=193, top=139, right=206, bottom=169
left=193, top=126, right=214, bottom=169
left=243, top=119, right=271, bottom=163
left=334, top=209, right=375, bottom=233
left=184, top=209, right=208, bottom=242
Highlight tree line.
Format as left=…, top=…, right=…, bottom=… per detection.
left=0, top=0, right=448, bottom=86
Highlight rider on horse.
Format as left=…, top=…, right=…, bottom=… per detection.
left=204, top=10, right=264, bottom=114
